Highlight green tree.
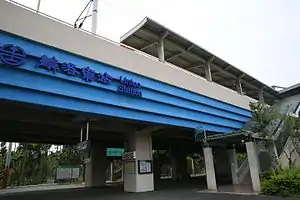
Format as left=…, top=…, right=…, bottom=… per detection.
left=249, top=102, right=281, bottom=137
left=0, top=142, right=7, bottom=170
left=281, top=115, right=300, bottom=169
left=57, top=145, right=83, bottom=165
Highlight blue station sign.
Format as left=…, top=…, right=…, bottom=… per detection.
left=0, top=44, right=142, bottom=97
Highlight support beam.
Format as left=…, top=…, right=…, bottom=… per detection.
left=236, top=78, right=243, bottom=95
left=259, top=89, right=264, bottom=103
left=139, top=29, right=275, bottom=99
left=212, top=65, right=231, bottom=76
left=166, top=52, right=184, bottom=61
left=186, top=45, right=194, bottom=51
left=158, top=37, right=165, bottom=62
left=185, top=63, right=205, bottom=70
left=165, top=41, right=193, bottom=61
left=205, top=63, right=212, bottom=81
left=225, top=65, right=231, bottom=71
left=140, top=41, right=157, bottom=51
left=238, top=73, right=246, bottom=79
left=205, top=56, right=214, bottom=82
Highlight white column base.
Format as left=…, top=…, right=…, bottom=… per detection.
left=85, top=142, right=107, bottom=188
left=203, top=147, right=217, bottom=190
left=124, top=131, right=154, bottom=193
left=227, top=149, right=238, bottom=185
left=246, top=141, right=261, bottom=192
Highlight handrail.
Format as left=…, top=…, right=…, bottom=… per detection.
left=7, top=0, right=257, bottom=102
left=274, top=102, right=300, bottom=157
left=237, top=157, right=249, bottom=184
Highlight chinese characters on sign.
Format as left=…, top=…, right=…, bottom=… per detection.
left=0, top=44, right=142, bottom=97
left=138, top=160, right=152, bottom=174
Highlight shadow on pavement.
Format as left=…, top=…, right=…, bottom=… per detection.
left=0, top=179, right=298, bottom=200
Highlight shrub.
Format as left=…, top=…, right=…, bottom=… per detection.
left=237, top=153, right=246, bottom=166
left=260, top=170, right=275, bottom=181
left=261, top=167, right=300, bottom=197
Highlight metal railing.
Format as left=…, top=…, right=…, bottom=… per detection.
left=237, top=157, right=249, bottom=184
left=274, top=102, right=300, bottom=156
left=0, top=168, right=9, bottom=189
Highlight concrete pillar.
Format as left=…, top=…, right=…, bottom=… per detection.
left=124, top=131, right=154, bottom=192
left=227, top=149, right=239, bottom=185
left=157, top=37, right=165, bottom=62
left=171, top=159, right=178, bottom=180
left=269, top=142, right=279, bottom=170
left=85, top=141, right=107, bottom=188
left=170, top=150, right=189, bottom=181
left=191, top=158, right=195, bottom=176
left=109, top=161, right=114, bottom=181
left=246, top=141, right=261, bottom=192
left=203, top=147, right=217, bottom=190
left=214, top=148, right=232, bottom=183
left=205, top=63, right=212, bottom=82
left=236, top=79, right=243, bottom=95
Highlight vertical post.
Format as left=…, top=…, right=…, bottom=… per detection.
left=227, top=148, right=239, bottom=184
left=203, top=147, right=217, bottom=190
left=5, top=142, right=12, bottom=168
left=121, top=162, right=124, bottom=182
left=91, top=0, right=99, bottom=34
left=36, top=0, right=41, bottom=13
left=246, top=141, right=261, bottom=192
left=269, top=141, right=279, bottom=170
left=158, top=37, right=165, bottom=62
left=110, top=161, right=113, bottom=181
left=205, top=63, right=212, bottom=82
left=86, top=121, right=89, bottom=141
left=80, top=127, right=83, bottom=142
left=236, top=79, right=243, bottom=95
left=205, top=57, right=214, bottom=82
left=259, top=89, right=264, bottom=103
left=191, top=158, right=195, bottom=176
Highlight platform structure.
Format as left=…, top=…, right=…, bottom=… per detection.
left=0, top=0, right=286, bottom=194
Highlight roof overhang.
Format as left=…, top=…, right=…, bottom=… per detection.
left=121, top=17, right=279, bottom=105
left=278, top=83, right=300, bottom=98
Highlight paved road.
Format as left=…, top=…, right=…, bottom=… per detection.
left=0, top=186, right=297, bottom=200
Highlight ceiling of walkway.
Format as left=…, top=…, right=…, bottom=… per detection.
left=0, top=100, right=194, bottom=147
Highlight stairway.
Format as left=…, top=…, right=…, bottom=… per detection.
left=236, top=98, right=300, bottom=184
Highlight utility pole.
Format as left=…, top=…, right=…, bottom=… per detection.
left=91, top=0, right=99, bottom=34
left=36, top=0, right=41, bottom=13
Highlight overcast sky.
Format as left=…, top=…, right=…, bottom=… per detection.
left=11, top=0, right=300, bottom=88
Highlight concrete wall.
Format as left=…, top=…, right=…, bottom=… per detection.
left=278, top=93, right=300, bottom=168
left=0, top=1, right=254, bottom=110
left=0, top=1, right=253, bottom=132
left=280, top=137, right=300, bottom=168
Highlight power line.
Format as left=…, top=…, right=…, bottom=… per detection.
left=74, top=0, right=94, bottom=29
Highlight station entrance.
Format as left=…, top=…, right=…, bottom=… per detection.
left=0, top=99, right=207, bottom=193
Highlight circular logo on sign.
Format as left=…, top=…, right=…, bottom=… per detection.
left=0, top=44, right=26, bottom=66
